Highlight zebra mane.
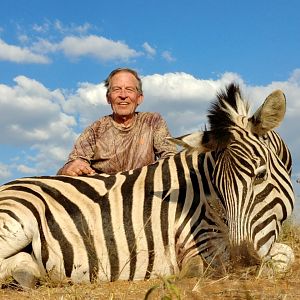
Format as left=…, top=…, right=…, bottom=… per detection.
left=203, top=83, right=250, bottom=150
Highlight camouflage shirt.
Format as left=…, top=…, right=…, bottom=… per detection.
left=64, top=112, right=177, bottom=174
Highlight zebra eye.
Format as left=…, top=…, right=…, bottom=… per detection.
left=254, top=165, right=267, bottom=184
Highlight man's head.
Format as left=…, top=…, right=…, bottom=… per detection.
left=104, top=68, right=144, bottom=122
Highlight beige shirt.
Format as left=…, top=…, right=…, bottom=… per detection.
left=65, top=112, right=177, bottom=174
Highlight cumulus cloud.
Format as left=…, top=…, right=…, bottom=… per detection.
left=0, top=39, right=50, bottom=63
left=0, top=76, right=78, bottom=177
left=0, top=20, right=176, bottom=65
left=243, top=71, right=300, bottom=185
left=0, top=71, right=300, bottom=189
left=140, top=72, right=243, bottom=135
left=58, top=35, right=141, bottom=61
left=31, top=35, right=142, bottom=62
left=141, top=71, right=300, bottom=186
left=0, top=76, right=74, bottom=143
left=1, top=29, right=142, bottom=64
left=63, top=82, right=109, bottom=127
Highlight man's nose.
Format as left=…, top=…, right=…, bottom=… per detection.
left=120, top=88, right=127, bottom=96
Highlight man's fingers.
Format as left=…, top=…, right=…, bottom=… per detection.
left=82, top=165, right=96, bottom=174
left=75, top=166, right=95, bottom=175
left=67, top=170, right=79, bottom=176
left=60, top=160, right=95, bottom=176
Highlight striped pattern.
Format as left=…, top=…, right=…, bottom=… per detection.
left=0, top=84, right=295, bottom=287
left=0, top=152, right=221, bottom=283
left=259, top=130, right=292, bottom=175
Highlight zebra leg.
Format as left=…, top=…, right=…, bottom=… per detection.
left=0, top=217, right=41, bottom=288
left=0, top=252, right=41, bottom=288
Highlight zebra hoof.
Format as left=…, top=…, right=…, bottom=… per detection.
left=12, top=270, right=38, bottom=289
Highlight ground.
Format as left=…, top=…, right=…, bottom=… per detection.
left=0, top=220, right=299, bottom=299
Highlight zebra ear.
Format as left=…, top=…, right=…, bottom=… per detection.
left=250, top=90, right=286, bottom=135
left=167, top=131, right=209, bottom=152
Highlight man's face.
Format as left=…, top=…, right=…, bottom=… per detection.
left=107, top=71, right=144, bottom=118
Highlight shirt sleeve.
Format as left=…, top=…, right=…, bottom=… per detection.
left=153, top=114, right=177, bottom=159
left=67, top=125, right=97, bottom=164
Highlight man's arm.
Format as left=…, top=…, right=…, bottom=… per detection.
left=57, top=126, right=97, bottom=176
left=153, top=114, right=177, bottom=159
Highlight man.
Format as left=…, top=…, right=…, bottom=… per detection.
left=57, top=68, right=177, bottom=176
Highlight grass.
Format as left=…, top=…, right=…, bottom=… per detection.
left=1, top=217, right=300, bottom=299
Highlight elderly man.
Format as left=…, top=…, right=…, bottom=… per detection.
left=57, top=68, right=177, bottom=176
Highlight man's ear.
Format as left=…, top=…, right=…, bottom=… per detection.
left=106, top=94, right=111, bottom=104
left=137, top=94, right=144, bottom=105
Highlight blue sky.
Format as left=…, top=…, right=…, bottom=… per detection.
left=0, top=0, right=300, bottom=194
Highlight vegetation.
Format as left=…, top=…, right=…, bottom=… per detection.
left=1, top=217, right=300, bottom=299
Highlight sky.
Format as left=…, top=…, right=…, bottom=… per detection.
left=0, top=0, right=300, bottom=194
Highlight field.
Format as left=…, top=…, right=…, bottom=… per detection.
left=1, top=219, right=300, bottom=300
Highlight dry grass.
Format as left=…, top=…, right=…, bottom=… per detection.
left=1, top=218, right=300, bottom=300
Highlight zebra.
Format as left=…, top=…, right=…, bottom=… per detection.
left=0, top=84, right=295, bottom=288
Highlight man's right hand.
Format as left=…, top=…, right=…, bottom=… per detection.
left=57, top=159, right=96, bottom=176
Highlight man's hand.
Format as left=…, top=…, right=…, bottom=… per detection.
left=58, top=159, right=96, bottom=176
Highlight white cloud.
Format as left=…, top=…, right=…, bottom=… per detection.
left=0, top=76, right=78, bottom=175
left=18, top=34, right=29, bottom=44
left=0, top=39, right=50, bottom=63
left=140, top=72, right=243, bottom=135
left=0, top=71, right=299, bottom=191
left=33, top=22, right=50, bottom=33
left=59, top=35, right=141, bottom=61
left=53, top=20, right=92, bottom=35
left=289, top=69, right=300, bottom=83
left=17, top=164, right=38, bottom=174
left=140, top=71, right=300, bottom=189
left=162, top=50, right=176, bottom=62
left=1, top=25, right=142, bottom=64
left=142, top=72, right=241, bottom=102
left=32, top=20, right=92, bottom=35
left=31, top=38, right=60, bottom=54
left=63, top=82, right=109, bottom=127
left=0, top=163, right=11, bottom=181
left=143, top=42, right=156, bottom=56
left=75, top=23, right=92, bottom=34
left=31, top=35, right=142, bottom=62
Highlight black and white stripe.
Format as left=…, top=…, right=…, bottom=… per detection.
left=0, top=84, right=295, bottom=287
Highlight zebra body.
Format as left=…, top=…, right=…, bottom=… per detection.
left=0, top=152, right=219, bottom=283
left=0, top=84, right=295, bottom=287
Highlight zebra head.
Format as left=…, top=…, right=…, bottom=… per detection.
left=171, top=83, right=295, bottom=269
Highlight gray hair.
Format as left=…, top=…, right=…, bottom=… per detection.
left=104, top=68, right=143, bottom=96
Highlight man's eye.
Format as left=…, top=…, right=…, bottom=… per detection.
left=126, top=88, right=136, bottom=93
